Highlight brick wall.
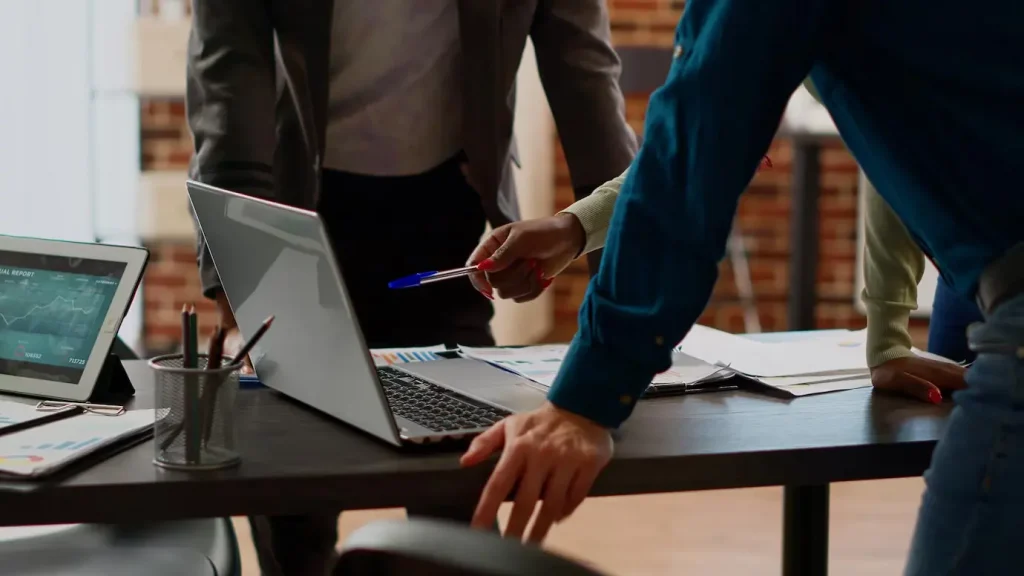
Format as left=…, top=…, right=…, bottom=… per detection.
left=139, top=98, right=216, bottom=354
left=546, top=0, right=928, bottom=346
left=137, top=0, right=928, bottom=352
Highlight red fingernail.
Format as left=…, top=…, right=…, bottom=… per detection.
left=477, top=259, right=495, bottom=271
left=478, top=290, right=494, bottom=301
left=542, top=278, right=553, bottom=289
left=928, top=389, right=942, bottom=404
left=759, top=155, right=773, bottom=170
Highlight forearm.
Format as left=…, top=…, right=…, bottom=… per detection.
left=861, top=178, right=924, bottom=366
left=187, top=0, right=277, bottom=297
left=549, top=0, right=828, bottom=428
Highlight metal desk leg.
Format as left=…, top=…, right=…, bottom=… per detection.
left=782, top=484, right=830, bottom=576
left=788, top=139, right=821, bottom=332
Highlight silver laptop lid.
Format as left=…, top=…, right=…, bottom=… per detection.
left=186, top=181, right=402, bottom=446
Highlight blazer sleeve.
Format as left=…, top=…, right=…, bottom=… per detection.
left=529, top=0, right=638, bottom=191
left=186, top=0, right=278, bottom=297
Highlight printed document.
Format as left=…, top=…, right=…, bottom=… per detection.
left=0, top=409, right=154, bottom=477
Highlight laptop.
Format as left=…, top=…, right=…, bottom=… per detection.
left=187, top=181, right=547, bottom=446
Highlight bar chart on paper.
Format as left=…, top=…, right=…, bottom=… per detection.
left=370, top=345, right=447, bottom=366
left=18, top=437, right=101, bottom=451
left=0, top=410, right=153, bottom=477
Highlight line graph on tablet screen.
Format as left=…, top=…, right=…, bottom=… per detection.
left=0, top=269, right=119, bottom=368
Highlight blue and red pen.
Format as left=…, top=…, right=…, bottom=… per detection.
left=388, top=265, right=483, bottom=289
left=388, top=258, right=551, bottom=295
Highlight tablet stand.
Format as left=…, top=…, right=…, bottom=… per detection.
left=89, top=354, right=136, bottom=404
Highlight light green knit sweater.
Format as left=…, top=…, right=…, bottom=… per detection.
left=560, top=80, right=924, bottom=366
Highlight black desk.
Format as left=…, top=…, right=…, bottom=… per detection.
left=0, top=361, right=948, bottom=575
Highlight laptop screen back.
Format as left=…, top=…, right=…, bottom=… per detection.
left=187, top=182, right=401, bottom=446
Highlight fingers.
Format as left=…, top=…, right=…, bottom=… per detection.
left=492, top=259, right=545, bottom=301
left=561, top=464, right=601, bottom=520
left=504, top=456, right=549, bottom=539
left=484, top=228, right=529, bottom=273
left=872, top=367, right=942, bottom=404
left=471, top=435, right=526, bottom=530
left=528, top=464, right=574, bottom=543
left=902, top=371, right=943, bottom=404
left=468, top=271, right=494, bottom=301
left=916, top=361, right=967, bottom=392
left=513, top=261, right=544, bottom=304
left=467, top=229, right=512, bottom=300
left=461, top=419, right=507, bottom=468
left=467, top=226, right=511, bottom=268
left=223, top=328, right=254, bottom=374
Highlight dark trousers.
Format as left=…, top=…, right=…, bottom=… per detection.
left=249, top=157, right=495, bottom=576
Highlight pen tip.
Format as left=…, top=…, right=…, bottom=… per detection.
left=181, top=304, right=188, bottom=313
left=265, top=315, right=275, bottom=325
left=189, top=304, right=196, bottom=314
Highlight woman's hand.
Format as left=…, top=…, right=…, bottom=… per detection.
left=870, top=355, right=967, bottom=403
left=466, top=213, right=586, bottom=302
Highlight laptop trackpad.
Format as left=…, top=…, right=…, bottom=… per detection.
left=399, top=359, right=547, bottom=413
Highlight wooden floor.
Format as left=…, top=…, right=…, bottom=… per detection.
left=231, top=477, right=923, bottom=575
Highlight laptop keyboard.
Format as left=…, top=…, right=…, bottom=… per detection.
left=377, top=366, right=510, bottom=433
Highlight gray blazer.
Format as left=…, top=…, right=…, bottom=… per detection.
left=187, top=0, right=637, bottom=296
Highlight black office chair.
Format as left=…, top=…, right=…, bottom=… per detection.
left=336, top=518, right=608, bottom=576
left=0, top=337, right=242, bottom=576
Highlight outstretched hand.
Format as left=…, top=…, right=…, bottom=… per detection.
left=461, top=402, right=613, bottom=543
left=466, top=213, right=586, bottom=303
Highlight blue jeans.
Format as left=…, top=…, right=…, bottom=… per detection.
left=929, top=280, right=984, bottom=363
left=905, top=292, right=1024, bottom=575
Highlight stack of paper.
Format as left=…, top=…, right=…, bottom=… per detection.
left=0, top=409, right=154, bottom=478
left=370, top=345, right=447, bottom=366
left=0, top=400, right=73, bottom=432
left=459, top=345, right=732, bottom=395
left=676, top=325, right=872, bottom=396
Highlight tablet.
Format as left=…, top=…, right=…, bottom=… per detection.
left=0, top=236, right=148, bottom=402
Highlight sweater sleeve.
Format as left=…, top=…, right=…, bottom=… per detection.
left=559, top=169, right=627, bottom=255
left=861, top=177, right=925, bottom=366
left=802, top=78, right=923, bottom=367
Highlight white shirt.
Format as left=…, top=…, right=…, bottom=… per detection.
left=322, top=1, right=463, bottom=176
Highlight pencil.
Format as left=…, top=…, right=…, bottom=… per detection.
left=188, top=304, right=198, bottom=365
left=185, top=305, right=200, bottom=463
left=201, top=325, right=226, bottom=443
left=234, top=315, right=275, bottom=365
left=180, top=305, right=191, bottom=367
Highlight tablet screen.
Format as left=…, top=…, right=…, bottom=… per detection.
left=0, top=251, right=126, bottom=384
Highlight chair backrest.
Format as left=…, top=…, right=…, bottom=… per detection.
left=336, top=519, right=608, bottom=576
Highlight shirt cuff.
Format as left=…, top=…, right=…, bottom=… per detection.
left=547, top=335, right=653, bottom=429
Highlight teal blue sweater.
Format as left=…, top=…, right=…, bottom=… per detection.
left=548, top=0, right=1024, bottom=428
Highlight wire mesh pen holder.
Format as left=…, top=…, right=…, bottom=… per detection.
left=149, top=354, right=243, bottom=471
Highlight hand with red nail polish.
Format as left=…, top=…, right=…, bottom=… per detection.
left=465, top=214, right=584, bottom=303
left=869, top=356, right=967, bottom=404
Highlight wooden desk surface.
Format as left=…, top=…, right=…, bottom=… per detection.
left=0, top=360, right=950, bottom=526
